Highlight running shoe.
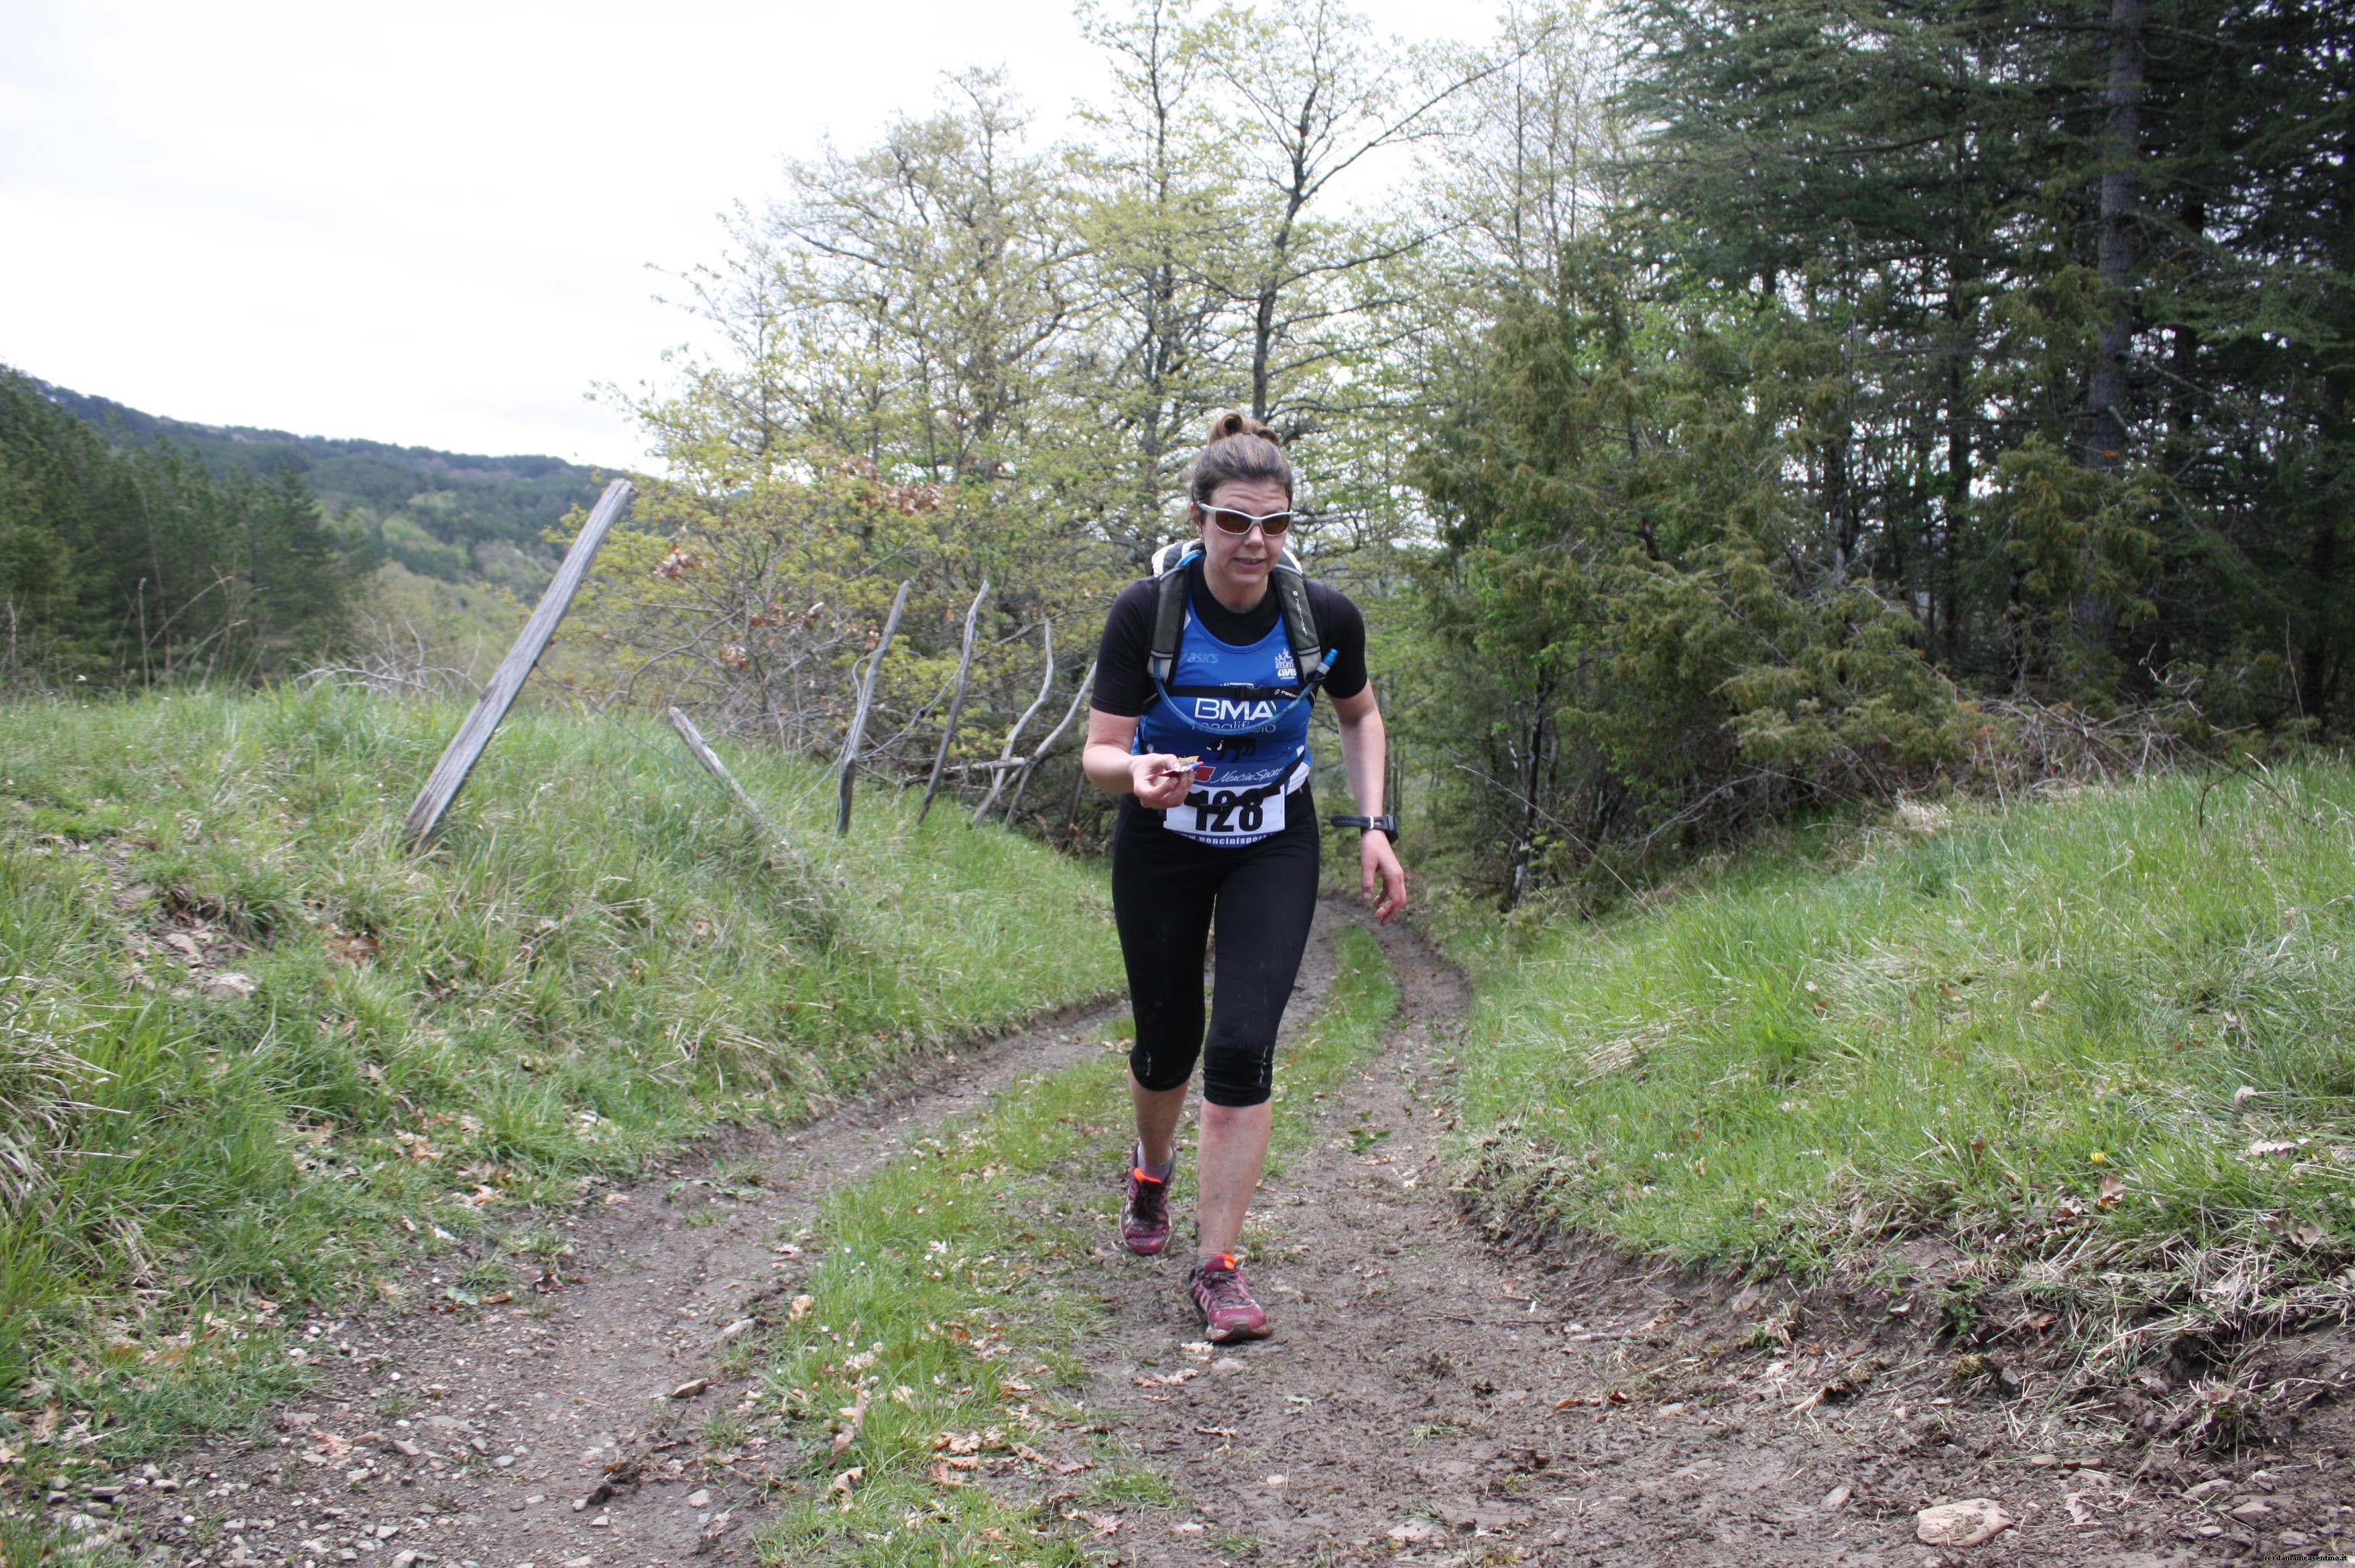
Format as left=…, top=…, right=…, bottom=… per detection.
left=1120, top=1150, right=1171, bottom=1255
left=1187, top=1252, right=1272, bottom=1342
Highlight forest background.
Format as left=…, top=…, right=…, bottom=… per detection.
left=4, top=0, right=2347, bottom=904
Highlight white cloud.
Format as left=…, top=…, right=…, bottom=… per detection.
left=0, top=0, right=1470, bottom=464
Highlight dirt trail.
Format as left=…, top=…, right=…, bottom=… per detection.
left=104, top=906, right=2346, bottom=1568
left=1079, top=907, right=2303, bottom=1568
left=105, top=1000, right=1140, bottom=1568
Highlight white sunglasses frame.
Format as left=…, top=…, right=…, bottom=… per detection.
left=1198, top=505, right=1296, bottom=537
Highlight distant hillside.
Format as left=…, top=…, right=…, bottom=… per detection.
left=33, top=375, right=625, bottom=591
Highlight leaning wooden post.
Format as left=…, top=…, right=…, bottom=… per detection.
left=970, top=621, right=1055, bottom=826
left=1002, top=658, right=1096, bottom=825
left=403, top=478, right=634, bottom=847
left=835, top=580, right=912, bottom=837
left=666, top=706, right=803, bottom=863
left=917, top=578, right=989, bottom=824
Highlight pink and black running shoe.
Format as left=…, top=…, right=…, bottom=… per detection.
left=1120, top=1149, right=1171, bottom=1255
left=1187, top=1252, right=1272, bottom=1342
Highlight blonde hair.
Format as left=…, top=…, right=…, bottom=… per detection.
left=1188, top=410, right=1293, bottom=509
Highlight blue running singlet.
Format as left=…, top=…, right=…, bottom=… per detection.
left=1133, top=596, right=1315, bottom=846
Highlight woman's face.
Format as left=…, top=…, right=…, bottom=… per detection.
left=1192, top=477, right=1292, bottom=593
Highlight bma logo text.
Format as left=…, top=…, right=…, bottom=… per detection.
left=1190, top=697, right=1279, bottom=725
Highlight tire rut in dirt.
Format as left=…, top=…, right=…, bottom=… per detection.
left=111, top=1000, right=1126, bottom=1568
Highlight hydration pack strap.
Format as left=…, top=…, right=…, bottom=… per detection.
left=1144, top=541, right=1327, bottom=695
left=1148, top=663, right=1336, bottom=734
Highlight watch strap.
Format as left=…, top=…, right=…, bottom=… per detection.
left=1328, top=812, right=1399, bottom=840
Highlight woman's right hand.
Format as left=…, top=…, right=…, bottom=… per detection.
left=1129, top=753, right=1195, bottom=810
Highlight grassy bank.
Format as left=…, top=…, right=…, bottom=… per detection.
left=754, top=924, right=1397, bottom=1566
left=0, top=686, right=1123, bottom=1460
left=1439, top=766, right=2355, bottom=1351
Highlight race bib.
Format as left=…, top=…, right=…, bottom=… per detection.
left=1164, top=782, right=1287, bottom=843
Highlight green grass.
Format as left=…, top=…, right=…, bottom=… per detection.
left=1438, top=766, right=2355, bottom=1343
left=1267, top=925, right=1400, bottom=1163
left=0, top=685, right=1122, bottom=1467
left=752, top=924, right=1398, bottom=1566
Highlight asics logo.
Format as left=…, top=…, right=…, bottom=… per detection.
left=1193, top=698, right=1277, bottom=723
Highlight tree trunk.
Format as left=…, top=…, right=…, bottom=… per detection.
left=2083, top=0, right=2145, bottom=472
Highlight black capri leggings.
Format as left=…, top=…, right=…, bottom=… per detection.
left=1112, top=788, right=1319, bottom=1109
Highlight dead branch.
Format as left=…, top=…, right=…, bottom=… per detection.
left=971, top=620, right=1055, bottom=826
left=1004, top=657, right=1096, bottom=824
left=920, top=579, right=991, bottom=824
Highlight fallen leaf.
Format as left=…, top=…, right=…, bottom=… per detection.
left=1013, top=1442, right=1090, bottom=1475
left=2096, top=1174, right=2126, bottom=1210
left=2250, top=1139, right=2300, bottom=1157
left=670, top=1379, right=711, bottom=1400
left=830, top=1387, right=870, bottom=1459
left=829, top=1467, right=864, bottom=1495
left=326, top=931, right=379, bottom=964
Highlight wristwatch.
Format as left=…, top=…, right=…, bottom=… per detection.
left=1329, top=813, right=1399, bottom=842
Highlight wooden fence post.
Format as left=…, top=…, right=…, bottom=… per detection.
left=918, top=578, right=989, bottom=824
left=835, top=579, right=911, bottom=837
left=402, top=477, right=634, bottom=847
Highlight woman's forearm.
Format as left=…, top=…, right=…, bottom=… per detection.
left=1336, top=706, right=1386, bottom=816
left=1085, top=741, right=1139, bottom=795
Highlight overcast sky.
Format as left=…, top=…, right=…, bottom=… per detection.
left=0, top=0, right=1467, bottom=468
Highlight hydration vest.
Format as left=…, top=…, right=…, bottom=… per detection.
left=1145, top=540, right=1329, bottom=702
left=1133, top=544, right=1336, bottom=846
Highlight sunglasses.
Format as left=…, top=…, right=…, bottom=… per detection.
left=1201, top=506, right=1295, bottom=538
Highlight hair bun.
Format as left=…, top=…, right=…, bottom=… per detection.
left=1204, top=409, right=1283, bottom=448
left=1189, top=409, right=1295, bottom=506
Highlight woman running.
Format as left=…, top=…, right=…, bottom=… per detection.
left=1082, top=410, right=1408, bottom=1342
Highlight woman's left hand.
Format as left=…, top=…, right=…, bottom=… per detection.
left=1361, top=831, right=1408, bottom=924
